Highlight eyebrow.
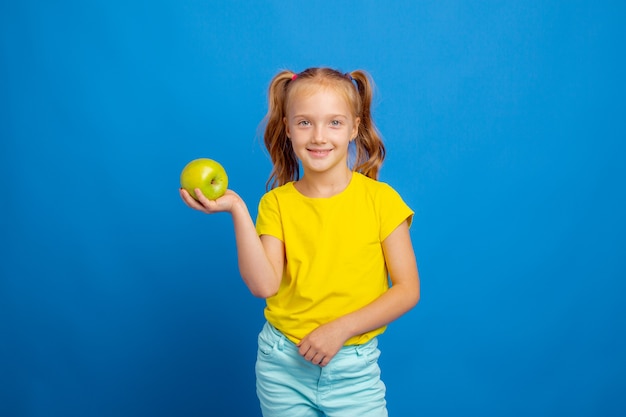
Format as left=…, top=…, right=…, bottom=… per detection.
left=292, top=113, right=350, bottom=119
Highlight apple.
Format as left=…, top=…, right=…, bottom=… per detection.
left=180, top=158, right=228, bottom=201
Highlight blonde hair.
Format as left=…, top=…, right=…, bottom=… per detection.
left=261, top=67, right=386, bottom=190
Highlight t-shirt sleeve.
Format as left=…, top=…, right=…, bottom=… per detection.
left=255, top=191, right=284, bottom=241
left=378, top=183, right=414, bottom=241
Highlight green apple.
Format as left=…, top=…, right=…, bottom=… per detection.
left=180, top=158, right=228, bottom=201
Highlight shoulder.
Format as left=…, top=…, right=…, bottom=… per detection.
left=352, top=172, right=402, bottom=199
left=260, top=182, right=296, bottom=199
left=258, top=182, right=298, bottom=208
left=353, top=173, right=414, bottom=233
left=352, top=173, right=412, bottom=215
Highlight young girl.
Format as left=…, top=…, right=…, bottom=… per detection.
left=180, top=67, right=419, bottom=417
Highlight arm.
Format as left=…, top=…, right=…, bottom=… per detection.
left=297, top=219, right=420, bottom=366
left=180, top=188, right=284, bottom=298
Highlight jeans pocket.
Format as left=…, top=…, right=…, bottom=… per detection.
left=257, top=325, right=278, bottom=359
left=357, top=338, right=381, bottom=366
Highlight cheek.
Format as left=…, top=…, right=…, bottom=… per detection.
left=289, top=136, right=307, bottom=155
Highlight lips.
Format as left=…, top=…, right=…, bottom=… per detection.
left=307, top=148, right=332, bottom=157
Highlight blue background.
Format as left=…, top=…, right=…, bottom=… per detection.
left=2, top=1, right=625, bottom=416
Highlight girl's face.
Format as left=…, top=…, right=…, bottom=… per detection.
left=284, top=86, right=359, bottom=179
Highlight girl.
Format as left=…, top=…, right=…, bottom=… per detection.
left=180, top=67, right=419, bottom=417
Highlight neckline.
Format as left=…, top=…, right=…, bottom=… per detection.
left=290, top=172, right=358, bottom=200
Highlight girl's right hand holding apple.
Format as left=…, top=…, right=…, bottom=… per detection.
left=179, top=188, right=244, bottom=215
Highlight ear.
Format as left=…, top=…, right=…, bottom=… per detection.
left=283, top=116, right=291, bottom=138
left=351, top=117, right=360, bottom=140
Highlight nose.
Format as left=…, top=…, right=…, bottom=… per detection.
left=311, top=126, right=326, bottom=144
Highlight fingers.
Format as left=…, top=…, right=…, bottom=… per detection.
left=296, top=323, right=347, bottom=367
left=179, top=188, right=215, bottom=213
left=192, top=188, right=212, bottom=206
left=303, top=349, right=325, bottom=366
left=297, top=343, right=330, bottom=367
left=180, top=188, right=201, bottom=208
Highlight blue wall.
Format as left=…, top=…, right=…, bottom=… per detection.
left=2, top=1, right=625, bottom=416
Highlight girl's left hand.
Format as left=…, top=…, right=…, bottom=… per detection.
left=297, top=321, right=349, bottom=367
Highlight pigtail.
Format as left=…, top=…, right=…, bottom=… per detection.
left=349, top=70, right=386, bottom=180
left=262, top=70, right=299, bottom=189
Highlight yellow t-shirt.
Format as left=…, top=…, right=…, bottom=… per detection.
left=255, top=172, right=413, bottom=345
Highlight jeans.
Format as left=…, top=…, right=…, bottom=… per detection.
left=255, top=322, right=388, bottom=417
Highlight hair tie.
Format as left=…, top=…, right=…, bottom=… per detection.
left=291, top=74, right=298, bottom=80
left=345, top=72, right=353, bottom=81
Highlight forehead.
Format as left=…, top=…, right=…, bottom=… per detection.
left=286, top=83, right=354, bottom=115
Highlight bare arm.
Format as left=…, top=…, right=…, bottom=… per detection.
left=297, top=219, right=420, bottom=366
left=180, top=188, right=283, bottom=298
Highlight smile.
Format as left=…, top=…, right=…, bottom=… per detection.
left=307, top=149, right=332, bottom=158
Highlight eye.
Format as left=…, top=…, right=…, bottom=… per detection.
left=330, top=120, right=342, bottom=127
left=297, top=120, right=311, bottom=127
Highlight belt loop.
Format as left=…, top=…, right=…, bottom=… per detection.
left=277, top=334, right=285, bottom=351
left=355, top=344, right=364, bottom=356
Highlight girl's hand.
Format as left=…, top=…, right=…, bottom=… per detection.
left=179, top=188, right=242, bottom=214
left=297, top=321, right=350, bottom=367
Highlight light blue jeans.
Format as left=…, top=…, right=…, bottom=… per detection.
left=255, top=322, right=388, bottom=417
